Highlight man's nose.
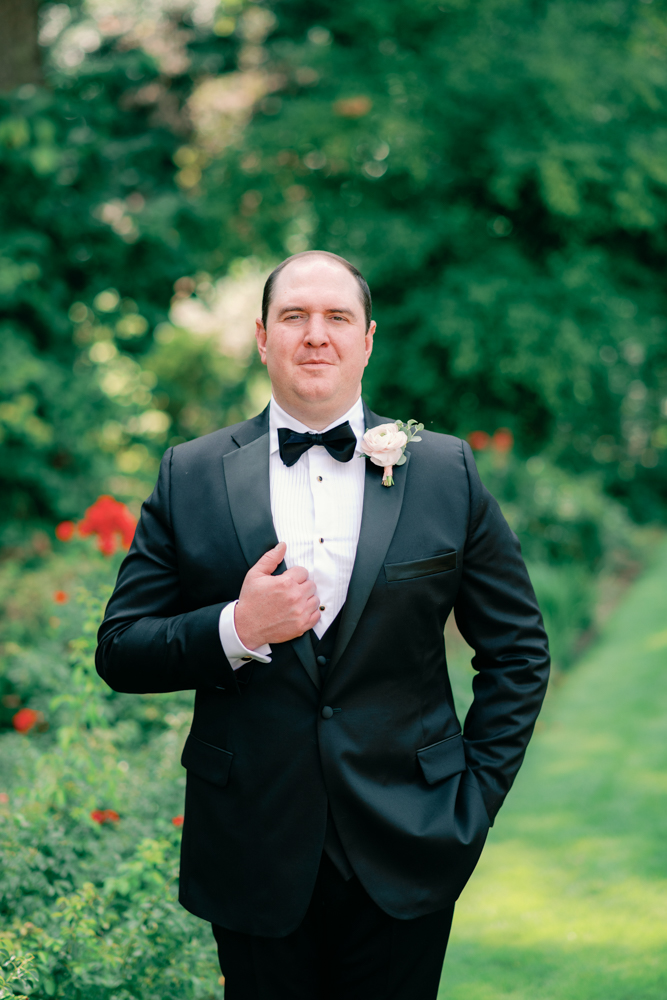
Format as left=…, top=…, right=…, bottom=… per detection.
left=304, top=315, right=330, bottom=347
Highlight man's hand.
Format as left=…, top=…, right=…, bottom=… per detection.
left=234, top=542, right=321, bottom=650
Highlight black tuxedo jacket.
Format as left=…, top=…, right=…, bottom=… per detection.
left=96, top=403, right=549, bottom=936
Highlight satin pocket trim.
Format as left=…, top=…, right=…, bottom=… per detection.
left=416, top=732, right=466, bottom=784
left=385, top=549, right=457, bottom=582
left=181, top=733, right=233, bottom=787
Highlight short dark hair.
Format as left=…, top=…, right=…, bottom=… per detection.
left=261, top=250, right=372, bottom=331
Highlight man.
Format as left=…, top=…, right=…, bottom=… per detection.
left=96, top=250, right=550, bottom=999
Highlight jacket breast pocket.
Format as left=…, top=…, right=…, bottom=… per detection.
left=385, top=549, right=458, bottom=583
left=181, top=733, right=233, bottom=787
left=417, top=733, right=466, bottom=784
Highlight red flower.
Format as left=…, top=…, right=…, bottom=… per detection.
left=55, top=521, right=75, bottom=541
left=53, top=590, right=69, bottom=604
left=12, top=708, right=40, bottom=733
left=0, top=792, right=9, bottom=804
left=78, top=496, right=137, bottom=556
left=468, top=431, right=490, bottom=451
left=491, top=428, right=514, bottom=453
left=172, top=815, right=184, bottom=827
left=91, top=808, right=120, bottom=824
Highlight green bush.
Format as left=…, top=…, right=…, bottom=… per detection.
left=469, top=445, right=646, bottom=668
left=3, top=0, right=667, bottom=539
left=0, top=577, right=223, bottom=999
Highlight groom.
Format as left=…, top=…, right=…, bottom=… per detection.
left=96, top=250, right=550, bottom=999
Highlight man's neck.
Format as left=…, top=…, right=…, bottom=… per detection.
left=271, top=390, right=362, bottom=431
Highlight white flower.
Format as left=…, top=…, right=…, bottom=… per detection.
left=360, top=423, right=408, bottom=468
left=361, top=419, right=423, bottom=487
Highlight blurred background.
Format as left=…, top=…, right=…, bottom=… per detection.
left=0, top=1, right=666, bottom=997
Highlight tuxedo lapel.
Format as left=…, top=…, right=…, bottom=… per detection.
left=223, top=408, right=321, bottom=692
left=223, top=432, right=278, bottom=564
left=329, top=405, right=409, bottom=674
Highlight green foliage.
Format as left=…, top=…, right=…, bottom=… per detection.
left=196, top=0, right=667, bottom=520
left=0, top=570, right=223, bottom=999
left=3, top=0, right=667, bottom=539
left=470, top=447, right=648, bottom=667
left=0, top=950, right=38, bottom=1000
left=0, top=2, right=263, bottom=537
left=474, top=449, right=638, bottom=572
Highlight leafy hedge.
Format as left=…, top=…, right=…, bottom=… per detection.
left=2, top=0, right=667, bottom=542
left=0, top=572, right=223, bottom=999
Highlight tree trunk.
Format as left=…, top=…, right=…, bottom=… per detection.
left=0, top=0, right=42, bottom=93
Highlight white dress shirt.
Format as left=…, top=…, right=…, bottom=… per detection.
left=219, top=395, right=366, bottom=669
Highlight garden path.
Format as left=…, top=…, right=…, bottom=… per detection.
left=440, top=543, right=667, bottom=999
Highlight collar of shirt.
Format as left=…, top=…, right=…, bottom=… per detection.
left=268, top=395, right=366, bottom=458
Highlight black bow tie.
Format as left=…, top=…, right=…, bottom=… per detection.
left=278, top=422, right=357, bottom=468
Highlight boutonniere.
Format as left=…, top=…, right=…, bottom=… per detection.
left=361, top=419, right=424, bottom=487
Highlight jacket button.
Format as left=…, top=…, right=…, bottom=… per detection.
left=321, top=706, right=334, bottom=719
left=316, top=655, right=328, bottom=667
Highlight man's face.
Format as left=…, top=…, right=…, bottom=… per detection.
left=255, top=256, right=375, bottom=415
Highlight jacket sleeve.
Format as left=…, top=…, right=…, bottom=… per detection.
left=454, top=440, right=550, bottom=823
left=95, top=448, right=240, bottom=695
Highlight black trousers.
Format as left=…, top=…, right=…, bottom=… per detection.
left=212, top=853, right=455, bottom=1000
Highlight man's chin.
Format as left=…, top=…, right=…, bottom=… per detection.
left=293, top=370, right=339, bottom=401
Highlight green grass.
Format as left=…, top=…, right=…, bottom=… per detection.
left=440, top=544, right=667, bottom=999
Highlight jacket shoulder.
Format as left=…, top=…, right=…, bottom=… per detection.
left=418, top=428, right=467, bottom=461
left=168, top=409, right=267, bottom=468
left=169, top=425, right=237, bottom=465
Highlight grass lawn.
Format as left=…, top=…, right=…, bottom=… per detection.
left=440, top=545, right=667, bottom=999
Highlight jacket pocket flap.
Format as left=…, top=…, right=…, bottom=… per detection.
left=385, top=550, right=457, bottom=582
left=181, top=733, right=233, bottom=787
left=417, top=733, right=466, bottom=785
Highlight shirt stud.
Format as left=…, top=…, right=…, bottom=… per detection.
left=317, top=476, right=323, bottom=482
left=319, top=605, right=325, bottom=611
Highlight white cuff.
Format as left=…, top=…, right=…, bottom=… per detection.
left=218, top=601, right=272, bottom=671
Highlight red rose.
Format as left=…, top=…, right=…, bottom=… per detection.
left=172, top=815, right=184, bottom=827
left=491, top=428, right=514, bottom=453
left=55, top=521, right=75, bottom=541
left=91, top=808, right=120, bottom=824
left=12, top=708, right=40, bottom=733
left=79, top=496, right=137, bottom=556
left=53, top=590, right=69, bottom=604
left=468, top=431, right=490, bottom=451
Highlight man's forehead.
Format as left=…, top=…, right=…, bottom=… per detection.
left=270, top=257, right=362, bottom=307
left=273, top=256, right=357, bottom=291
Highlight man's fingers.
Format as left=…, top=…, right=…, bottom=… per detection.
left=252, top=542, right=286, bottom=576
left=284, top=565, right=309, bottom=585
left=307, top=608, right=322, bottom=628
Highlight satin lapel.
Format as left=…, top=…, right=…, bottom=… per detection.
left=222, top=420, right=321, bottom=692
left=329, top=408, right=410, bottom=673
left=223, top=433, right=278, bottom=565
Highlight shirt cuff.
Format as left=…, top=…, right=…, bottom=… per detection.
left=218, top=601, right=272, bottom=670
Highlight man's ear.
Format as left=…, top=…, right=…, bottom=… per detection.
left=364, top=320, right=376, bottom=367
left=255, top=319, right=268, bottom=365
